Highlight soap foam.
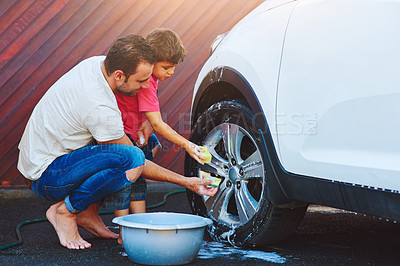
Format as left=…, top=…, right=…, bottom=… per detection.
left=197, top=241, right=287, bottom=263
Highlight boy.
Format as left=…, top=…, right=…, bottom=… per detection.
left=102, top=29, right=206, bottom=244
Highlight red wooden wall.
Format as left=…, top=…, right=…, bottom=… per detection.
left=0, top=0, right=263, bottom=188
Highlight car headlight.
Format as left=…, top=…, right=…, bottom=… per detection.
left=209, top=32, right=228, bottom=57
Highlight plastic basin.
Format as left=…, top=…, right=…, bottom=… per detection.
left=113, top=212, right=212, bottom=265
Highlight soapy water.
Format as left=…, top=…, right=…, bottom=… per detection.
left=119, top=241, right=287, bottom=263
left=119, top=240, right=289, bottom=263
left=197, top=241, right=288, bottom=263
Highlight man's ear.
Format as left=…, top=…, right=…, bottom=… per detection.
left=113, top=70, right=125, bottom=81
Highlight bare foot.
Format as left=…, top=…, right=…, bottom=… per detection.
left=76, top=203, right=118, bottom=239
left=46, top=201, right=91, bottom=249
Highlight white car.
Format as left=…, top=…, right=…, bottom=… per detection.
left=185, top=0, right=400, bottom=247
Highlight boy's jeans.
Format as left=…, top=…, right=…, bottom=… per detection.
left=31, top=144, right=145, bottom=214
left=102, top=134, right=161, bottom=210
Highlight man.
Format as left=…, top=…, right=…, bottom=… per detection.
left=17, top=34, right=216, bottom=250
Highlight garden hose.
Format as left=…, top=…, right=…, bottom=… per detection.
left=0, top=189, right=186, bottom=251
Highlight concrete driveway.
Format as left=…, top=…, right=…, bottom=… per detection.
left=1, top=184, right=399, bottom=265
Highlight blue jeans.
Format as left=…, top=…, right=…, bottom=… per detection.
left=139, top=134, right=160, bottom=161
left=102, top=134, right=160, bottom=210
left=31, top=144, right=145, bottom=214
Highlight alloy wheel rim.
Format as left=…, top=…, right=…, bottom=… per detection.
left=197, top=123, right=265, bottom=226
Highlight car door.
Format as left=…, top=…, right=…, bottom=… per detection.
left=276, top=0, right=400, bottom=192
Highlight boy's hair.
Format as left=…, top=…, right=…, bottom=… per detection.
left=104, top=34, right=155, bottom=78
left=146, top=28, right=186, bottom=64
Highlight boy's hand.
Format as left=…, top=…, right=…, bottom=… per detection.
left=186, top=177, right=218, bottom=197
left=186, top=142, right=205, bottom=165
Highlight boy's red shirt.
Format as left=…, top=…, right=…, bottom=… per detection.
left=115, top=75, right=160, bottom=141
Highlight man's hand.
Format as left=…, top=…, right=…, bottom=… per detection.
left=186, top=177, right=218, bottom=197
left=141, top=160, right=218, bottom=197
left=137, top=119, right=153, bottom=147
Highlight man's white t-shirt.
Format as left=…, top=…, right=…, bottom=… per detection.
left=18, top=56, right=124, bottom=180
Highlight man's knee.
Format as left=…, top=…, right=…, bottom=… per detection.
left=116, top=145, right=145, bottom=171
left=126, top=165, right=144, bottom=182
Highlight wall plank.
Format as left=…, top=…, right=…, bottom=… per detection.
left=0, top=0, right=264, bottom=187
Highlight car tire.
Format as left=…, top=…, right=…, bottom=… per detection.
left=185, top=100, right=307, bottom=247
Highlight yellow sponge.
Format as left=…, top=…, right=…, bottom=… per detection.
left=198, top=146, right=212, bottom=163
left=200, top=170, right=221, bottom=187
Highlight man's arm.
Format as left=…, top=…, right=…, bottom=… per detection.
left=142, top=160, right=217, bottom=196
left=96, top=134, right=217, bottom=196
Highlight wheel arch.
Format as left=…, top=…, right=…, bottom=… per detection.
left=190, top=67, right=306, bottom=208
left=191, top=67, right=252, bottom=124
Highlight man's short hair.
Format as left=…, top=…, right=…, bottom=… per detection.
left=104, top=34, right=155, bottom=78
left=146, top=28, right=186, bottom=64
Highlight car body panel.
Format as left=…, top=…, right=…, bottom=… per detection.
left=277, top=0, right=400, bottom=191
